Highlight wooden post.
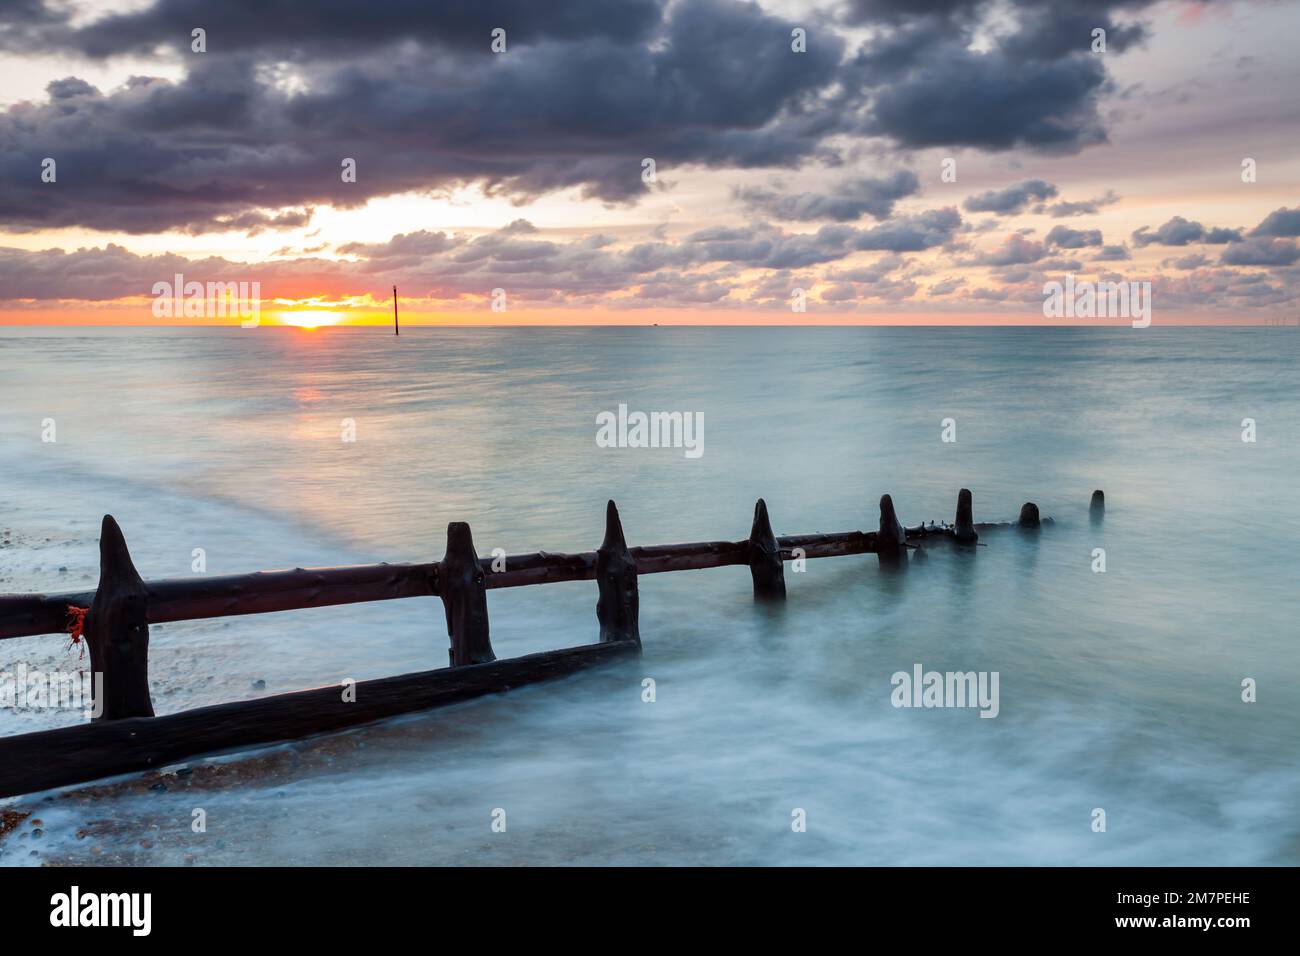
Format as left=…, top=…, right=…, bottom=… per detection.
left=877, top=494, right=907, bottom=564
left=953, top=489, right=978, bottom=545
left=596, top=500, right=640, bottom=644
left=440, top=522, right=495, bottom=666
left=1018, top=502, right=1041, bottom=529
left=1090, top=489, right=1105, bottom=521
left=84, top=515, right=154, bottom=721
left=392, top=285, right=399, bottom=336
left=747, top=498, right=785, bottom=599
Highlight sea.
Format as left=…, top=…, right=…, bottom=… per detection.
left=0, top=326, right=1296, bottom=865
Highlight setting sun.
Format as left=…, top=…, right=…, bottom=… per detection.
left=277, top=311, right=345, bottom=330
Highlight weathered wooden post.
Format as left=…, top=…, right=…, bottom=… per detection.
left=877, top=494, right=907, bottom=565
left=953, top=489, right=978, bottom=545
left=1018, top=502, right=1041, bottom=529
left=439, top=522, right=495, bottom=666
left=84, top=515, right=154, bottom=720
left=747, top=498, right=785, bottom=599
left=596, top=500, right=640, bottom=644
left=1090, top=489, right=1105, bottom=522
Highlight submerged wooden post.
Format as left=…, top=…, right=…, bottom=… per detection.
left=1018, top=502, right=1041, bottom=529
left=877, top=494, right=907, bottom=564
left=953, top=489, right=978, bottom=545
left=440, top=522, right=495, bottom=666
left=84, top=515, right=154, bottom=721
left=747, top=498, right=785, bottom=599
left=1090, top=489, right=1105, bottom=521
left=596, top=500, right=640, bottom=645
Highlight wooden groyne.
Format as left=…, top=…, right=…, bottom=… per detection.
left=0, top=489, right=1087, bottom=798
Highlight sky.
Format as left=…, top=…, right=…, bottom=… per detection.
left=0, top=0, right=1298, bottom=327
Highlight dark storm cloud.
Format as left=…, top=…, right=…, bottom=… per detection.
left=839, top=0, right=982, bottom=25
left=842, top=0, right=1152, bottom=52
left=0, top=0, right=847, bottom=233
left=997, top=1, right=1149, bottom=61
left=0, top=0, right=665, bottom=56
left=963, top=180, right=1058, bottom=215
left=841, top=0, right=1158, bottom=154
left=735, top=170, right=919, bottom=222
left=1131, top=216, right=1243, bottom=247
left=0, top=0, right=64, bottom=49
left=850, top=31, right=1111, bottom=151
left=1, top=0, right=1165, bottom=234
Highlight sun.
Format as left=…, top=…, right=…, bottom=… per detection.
left=278, top=310, right=345, bottom=330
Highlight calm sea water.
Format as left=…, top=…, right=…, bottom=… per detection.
left=1, top=326, right=1297, bottom=865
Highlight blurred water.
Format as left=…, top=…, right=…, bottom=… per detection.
left=0, top=326, right=1297, bottom=865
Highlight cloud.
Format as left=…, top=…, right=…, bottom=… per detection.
left=0, top=0, right=849, bottom=232
left=1131, top=216, right=1243, bottom=247
left=1219, top=237, right=1300, bottom=267
left=963, top=179, right=1058, bottom=215
left=735, top=170, right=919, bottom=222
left=1045, top=190, right=1120, bottom=217
left=1044, top=225, right=1102, bottom=248
left=0, top=202, right=975, bottom=308
left=1250, top=207, right=1300, bottom=238
left=842, top=0, right=1155, bottom=155
left=852, top=207, right=963, bottom=251
left=0, top=0, right=667, bottom=57
left=976, top=234, right=1044, bottom=266
left=1, top=0, right=1168, bottom=236
left=854, top=39, right=1110, bottom=151
left=820, top=282, right=858, bottom=302
left=1093, top=244, right=1131, bottom=261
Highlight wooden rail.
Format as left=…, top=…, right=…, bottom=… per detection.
left=0, top=488, right=1091, bottom=798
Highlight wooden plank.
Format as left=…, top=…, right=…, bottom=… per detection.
left=779, top=530, right=877, bottom=559
left=0, top=640, right=640, bottom=799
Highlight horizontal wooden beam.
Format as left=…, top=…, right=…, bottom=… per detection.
left=0, top=531, right=883, bottom=639
left=0, top=563, right=437, bottom=640
left=481, top=532, right=880, bottom=587
left=0, top=640, right=639, bottom=799
left=0, top=492, right=1070, bottom=642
